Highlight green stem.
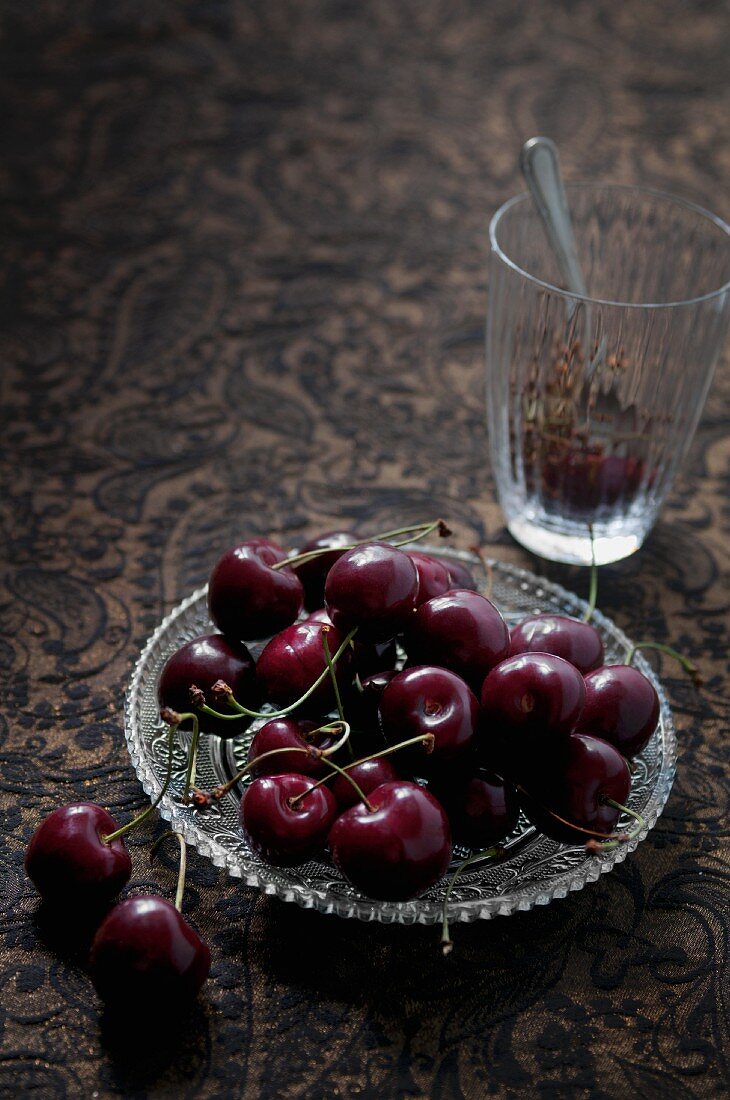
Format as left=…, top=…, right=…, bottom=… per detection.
left=440, top=847, right=504, bottom=956
left=181, top=715, right=200, bottom=803
left=196, top=628, right=359, bottom=722
left=624, top=641, right=702, bottom=687
left=210, top=744, right=323, bottom=801
left=321, top=627, right=353, bottom=760
left=149, top=831, right=188, bottom=912
left=515, top=784, right=626, bottom=841
left=586, top=798, right=646, bottom=853
left=174, top=833, right=187, bottom=912
left=582, top=524, right=598, bottom=622
left=322, top=629, right=346, bottom=725
left=103, top=722, right=178, bottom=844
left=294, top=755, right=375, bottom=811
left=272, top=519, right=450, bottom=571
left=288, top=733, right=434, bottom=804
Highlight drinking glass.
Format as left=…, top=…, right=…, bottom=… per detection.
left=486, top=184, right=730, bottom=565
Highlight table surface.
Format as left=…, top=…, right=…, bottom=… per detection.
left=1, top=2, right=728, bottom=1097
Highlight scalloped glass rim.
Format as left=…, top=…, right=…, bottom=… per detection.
left=124, top=548, right=677, bottom=925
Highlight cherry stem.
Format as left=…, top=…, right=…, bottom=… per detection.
left=440, top=846, right=505, bottom=957
left=292, top=754, right=375, bottom=812
left=174, top=832, right=187, bottom=912
left=181, top=715, right=200, bottom=803
left=149, top=830, right=188, bottom=912
left=206, top=734, right=342, bottom=801
left=102, top=721, right=178, bottom=844
left=322, top=628, right=346, bottom=725
left=624, top=641, right=702, bottom=688
left=195, top=628, right=359, bottom=723
left=287, top=733, right=435, bottom=806
left=515, top=784, right=626, bottom=841
left=272, top=519, right=451, bottom=571
left=319, top=719, right=351, bottom=756
left=582, top=524, right=598, bottom=622
left=586, top=798, right=646, bottom=853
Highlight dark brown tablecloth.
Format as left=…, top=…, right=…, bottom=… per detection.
left=1, top=2, right=728, bottom=1097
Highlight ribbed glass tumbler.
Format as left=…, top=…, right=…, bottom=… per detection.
left=486, top=184, right=730, bottom=565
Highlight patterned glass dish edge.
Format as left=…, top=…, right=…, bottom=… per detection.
left=124, top=547, right=677, bottom=925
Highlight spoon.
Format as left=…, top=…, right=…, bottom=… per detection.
left=520, top=137, right=604, bottom=379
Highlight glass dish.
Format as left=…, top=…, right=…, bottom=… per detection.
left=124, top=547, right=676, bottom=925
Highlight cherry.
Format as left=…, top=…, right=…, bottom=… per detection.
left=256, top=620, right=351, bottom=713
left=293, top=530, right=357, bottom=609
left=306, top=608, right=396, bottom=679
left=240, top=773, right=338, bottom=864
left=408, top=551, right=452, bottom=605
left=329, top=781, right=452, bottom=900
left=25, top=803, right=132, bottom=908
left=443, top=558, right=477, bottom=591
left=158, top=634, right=257, bottom=736
left=247, top=718, right=336, bottom=779
left=480, top=653, right=585, bottom=763
left=330, top=758, right=401, bottom=810
left=519, top=733, right=631, bottom=843
left=404, top=590, right=510, bottom=692
left=509, top=615, right=604, bottom=674
left=325, top=541, right=419, bottom=643
left=429, top=769, right=519, bottom=849
left=540, top=451, right=647, bottom=518
left=577, top=664, right=660, bottom=758
left=89, top=896, right=210, bottom=1006
left=208, top=540, right=304, bottom=640
left=379, top=666, right=479, bottom=770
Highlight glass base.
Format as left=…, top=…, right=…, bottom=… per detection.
left=507, top=516, right=642, bottom=566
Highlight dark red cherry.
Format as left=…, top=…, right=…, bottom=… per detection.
left=240, top=773, right=338, bottom=864
left=208, top=540, right=304, bottom=641
left=429, top=769, right=519, bottom=849
left=90, top=896, right=210, bottom=1006
left=379, top=666, right=479, bottom=770
left=330, top=758, right=401, bottom=810
left=293, top=530, right=357, bottom=609
left=404, top=590, right=510, bottom=692
left=329, top=781, right=452, bottom=900
left=325, top=542, right=419, bottom=643
left=247, top=718, right=336, bottom=779
left=256, top=620, right=351, bottom=713
left=509, top=615, right=604, bottom=674
left=577, top=664, right=660, bottom=758
left=443, top=558, right=477, bottom=591
left=25, top=803, right=132, bottom=908
left=520, top=733, right=631, bottom=843
left=158, top=633, right=257, bottom=736
left=540, top=451, right=647, bottom=518
left=407, top=551, right=452, bottom=605
left=481, top=653, right=585, bottom=755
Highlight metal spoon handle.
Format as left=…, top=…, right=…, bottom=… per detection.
left=520, top=137, right=587, bottom=301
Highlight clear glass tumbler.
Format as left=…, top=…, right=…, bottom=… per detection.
left=486, top=184, right=730, bottom=565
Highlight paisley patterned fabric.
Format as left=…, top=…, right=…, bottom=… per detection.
left=0, top=1, right=727, bottom=1096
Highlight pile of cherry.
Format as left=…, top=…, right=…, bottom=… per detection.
left=177, top=521, right=667, bottom=890
left=25, top=519, right=688, bottom=1002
